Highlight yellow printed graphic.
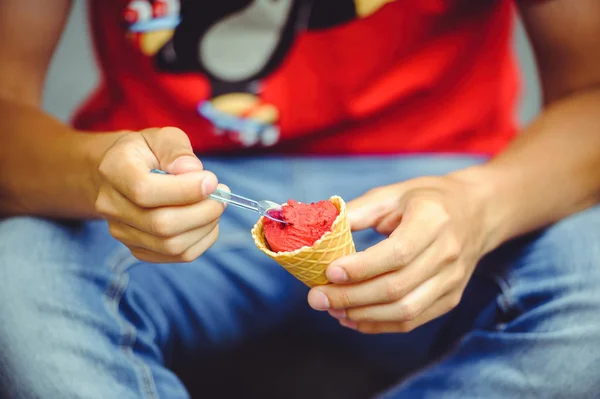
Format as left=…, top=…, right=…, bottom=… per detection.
left=354, top=0, right=396, bottom=18
left=211, top=93, right=279, bottom=125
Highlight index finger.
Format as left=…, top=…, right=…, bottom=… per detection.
left=114, top=169, right=218, bottom=208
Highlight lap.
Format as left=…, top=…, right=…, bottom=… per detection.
left=0, top=155, right=486, bottom=397
left=7, top=155, right=597, bottom=398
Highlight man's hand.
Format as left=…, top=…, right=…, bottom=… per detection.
left=95, top=127, right=225, bottom=263
left=307, top=175, right=490, bottom=333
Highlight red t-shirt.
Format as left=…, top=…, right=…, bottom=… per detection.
left=73, top=0, right=521, bottom=156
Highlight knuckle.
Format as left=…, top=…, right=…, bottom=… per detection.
left=347, top=259, right=368, bottom=281
left=447, top=292, right=463, bottom=311
left=129, top=181, right=151, bottom=207
left=436, top=206, right=451, bottom=226
left=406, top=196, right=430, bottom=211
left=97, top=160, right=110, bottom=180
left=98, top=135, right=135, bottom=179
left=336, top=289, right=355, bottom=308
left=107, top=222, right=125, bottom=240
left=174, top=227, right=219, bottom=263
left=118, top=131, right=139, bottom=140
left=130, top=249, right=150, bottom=263
left=159, top=126, right=184, bottom=135
left=410, top=198, right=449, bottom=226
left=94, top=191, right=113, bottom=217
left=356, top=324, right=377, bottom=334
left=345, top=309, right=368, bottom=322
left=385, top=278, right=408, bottom=301
left=406, top=196, right=428, bottom=212
left=365, top=187, right=381, bottom=197
left=444, top=236, right=462, bottom=262
left=148, top=212, right=173, bottom=237
left=177, top=250, right=199, bottom=263
left=431, top=207, right=451, bottom=228
left=208, top=225, right=220, bottom=245
left=131, top=252, right=145, bottom=262
left=398, top=302, right=420, bottom=321
left=159, top=237, right=185, bottom=257
left=159, top=126, right=190, bottom=142
left=391, top=240, right=412, bottom=266
left=449, top=265, right=467, bottom=287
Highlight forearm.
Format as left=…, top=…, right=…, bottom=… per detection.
left=0, top=98, right=125, bottom=219
left=454, top=88, right=600, bottom=253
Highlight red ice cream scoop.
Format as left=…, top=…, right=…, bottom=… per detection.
left=263, top=199, right=340, bottom=253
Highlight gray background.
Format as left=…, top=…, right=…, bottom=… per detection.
left=42, top=2, right=542, bottom=125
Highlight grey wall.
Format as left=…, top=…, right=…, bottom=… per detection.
left=43, top=2, right=542, bottom=125
left=43, top=1, right=97, bottom=122
left=513, top=18, right=542, bottom=125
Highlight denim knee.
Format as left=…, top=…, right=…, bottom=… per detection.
left=507, top=205, right=600, bottom=297
left=0, top=217, right=143, bottom=398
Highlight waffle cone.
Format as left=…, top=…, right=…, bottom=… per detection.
left=251, top=196, right=356, bottom=287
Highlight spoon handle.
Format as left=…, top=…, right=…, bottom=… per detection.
left=208, top=188, right=261, bottom=214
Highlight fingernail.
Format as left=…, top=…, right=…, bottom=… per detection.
left=339, top=318, right=357, bottom=330
left=326, top=266, right=348, bottom=283
left=202, top=174, right=218, bottom=196
left=308, top=289, right=330, bottom=310
left=217, top=183, right=230, bottom=193
left=328, top=309, right=346, bottom=319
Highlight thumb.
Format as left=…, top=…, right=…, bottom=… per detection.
left=141, top=127, right=203, bottom=174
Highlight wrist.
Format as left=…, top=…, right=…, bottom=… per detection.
left=450, top=164, right=512, bottom=255
left=73, top=130, right=128, bottom=216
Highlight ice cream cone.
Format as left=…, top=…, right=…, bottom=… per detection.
left=251, top=196, right=356, bottom=287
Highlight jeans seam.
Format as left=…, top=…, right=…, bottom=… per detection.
left=104, top=248, right=160, bottom=399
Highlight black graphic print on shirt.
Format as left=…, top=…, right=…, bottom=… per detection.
left=122, top=0, right=395, bottom=147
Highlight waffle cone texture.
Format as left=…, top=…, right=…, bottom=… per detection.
left=251, top=196, right=356, bottom=287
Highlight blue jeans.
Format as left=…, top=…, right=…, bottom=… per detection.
left=1, top=155, right=599, bottom=398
